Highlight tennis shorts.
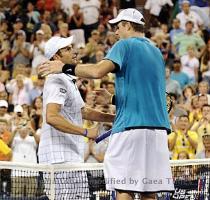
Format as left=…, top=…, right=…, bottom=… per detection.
left=104, top=129, right=174, bottom=192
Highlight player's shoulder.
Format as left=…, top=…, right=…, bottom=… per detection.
left=45, top=74, right=67, bottom=85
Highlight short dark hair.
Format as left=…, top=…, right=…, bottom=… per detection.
left=121, top=20, right=145, bottom=33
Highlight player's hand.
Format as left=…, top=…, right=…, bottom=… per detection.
left=87, top=126, right=99, bottom=139
left=38, top=60, right=64, bottom=77
left=93, top=89, right=112, bottom=105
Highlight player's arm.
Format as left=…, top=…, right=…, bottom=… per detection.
left=46, top=103, right=98, bottom=139
left=38, top=59, right=116, bottom=79
left=81, top=106, right=115, bottom=122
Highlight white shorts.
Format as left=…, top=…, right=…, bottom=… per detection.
left=104, top=129, right=174, bottom=193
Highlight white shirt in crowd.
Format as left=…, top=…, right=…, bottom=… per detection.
left=176, top=10, right=203, bottom=32
left=80, top=0, right=100, bottom=25
left=181, top=54, right=199, bottom=81
left=38, top=74, right=85, bottom=164
left=12, top=134, right=37, bottom=163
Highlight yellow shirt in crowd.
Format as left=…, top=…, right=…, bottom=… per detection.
left=168, top=130, right=198, bottom=160
left=0, top=139, right=11, bottom=158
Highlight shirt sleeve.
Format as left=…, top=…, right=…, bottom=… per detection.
left=104, top=40, right=127, bottom=71
left=44, top=77, right=68, bottom=106
left=195, top=35, right=205, bottom=48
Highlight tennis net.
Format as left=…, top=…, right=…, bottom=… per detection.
left=0, top=159, right=210, bottom=200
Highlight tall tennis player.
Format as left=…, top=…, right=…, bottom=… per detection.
left=38, top=9, right=174, bottom=200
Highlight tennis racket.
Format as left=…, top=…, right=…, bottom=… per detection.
left=95, top=92, right=173, bottom=143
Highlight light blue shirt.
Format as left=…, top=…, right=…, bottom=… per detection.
left=105, top=37, right=170, bottom=134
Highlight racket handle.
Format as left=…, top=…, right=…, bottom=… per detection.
left=95, top=130, right=112, bottom=143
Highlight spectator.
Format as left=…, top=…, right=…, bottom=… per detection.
left=40, top=23, right=52, bottom=42
left=33, top=10, right=57, bottom=36
left=11, top=30, right=30, bottom=66
left=196, top=128, right=210, bottom=159
left=9, top=74, right=30, bottom=106
left=30, top=96, right=43, bottom=131
left=173, top=21, right=205, bottom=57
left=191, top=104, right=210, bottom=155
left=177, top=150, right=190, bottom=159
left=181, top=45, right=199, bottom=82
left=0, top=20, right=11, bottom=38
left=80, top=0, right=101, bottom=42
left=168, top=115, right=198, bottom=159
left=4, top=2, right=21, bottom=30
left=10, top=124, right=39, bottom=198
left=200, top=41, right=210, bottom=76
left=170, top=58, right=190, bottom=89
left=198, top=94, right=209, bottom=109
left=26, top=1, right=40, bottom=39
left=176, top=0, right=203, bottom=32
left=56, top=22, right=70, bottom=38
left=166, top=66, right=182, bottom=98
left=97, top=23, right=107, bottom=41
left=180, top=85, right=195, bottom=111
left=0, top=118, right=12, bottom=161
left=0, top=100, right=11, bottom=123
left=169, top=18, right=183, bottom=43
left=68, top=3, right=84, bottom=30
left=0, top=119, right=12, bottom=197
left=11, top=105, right=28, bottom=132
left=84, top=30, right=100, bottom=62
left=29, top=29, right=47, bottom=73
left=197, top=81, right=210, bottom=104
left=189, top=95, right=202, bottom=123
left=10, top=18, right=24, bottom=43
left=105, top=31, right=117, bottom=51
left=0, top=32, right=10, bottom=70
left=29, top=76, right=45, bottom=104
left=51, top=0, right=68, bottom=26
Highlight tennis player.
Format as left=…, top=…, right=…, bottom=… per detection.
left=38, top=9, right=174, bottom=200
left=38, top=36, right=115, bottom=199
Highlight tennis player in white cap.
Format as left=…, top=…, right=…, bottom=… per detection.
left=38, top=36, right=115, bottom=199
left=38, top=9, right=174, bottom=200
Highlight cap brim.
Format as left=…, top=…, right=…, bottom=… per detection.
left=108, top=18, right=121, bottom=24
left=109, top=18, right=145, bottom=25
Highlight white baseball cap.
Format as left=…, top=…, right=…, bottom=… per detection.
left=109, top=8, right=145, bottom=25
left=0, top=100, right=8, bottom=108
left=44, top=36, right=74, bottom=59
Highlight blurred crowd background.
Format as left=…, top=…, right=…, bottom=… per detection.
left=0, top=0, right=209, bottom=167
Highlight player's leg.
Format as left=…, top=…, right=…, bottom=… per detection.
left=116, top=190, right=135, bottom=200
left=141, top=192, right=156, bottom=200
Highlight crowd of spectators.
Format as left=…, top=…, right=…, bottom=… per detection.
left=0, top=0, right=209, bottom=196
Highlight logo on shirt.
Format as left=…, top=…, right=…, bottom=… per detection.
left=60, top=88, right=67, bottom=94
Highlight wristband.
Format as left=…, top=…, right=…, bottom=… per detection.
left=111, top=95, right=115, bottom=105
left=62, top=64, right=76, bottom=75
left=83, top=129, right=88, bottom=137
